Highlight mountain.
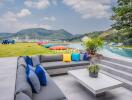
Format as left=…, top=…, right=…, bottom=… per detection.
left=0, top=28, right=73, bottom=40
left=1, top=28, right=124, bottom=43
left=0, top=33, right=14, bottom=38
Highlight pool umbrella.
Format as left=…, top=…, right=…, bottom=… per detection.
left=49, top=46, right=67, bottom=50
left=43, top=44, right=54, bottom=48
left=41, top=42, right=48, bottom=45
left=37, top=42, right=43, bottom=45
left=37, top=42, right=48, bottom=45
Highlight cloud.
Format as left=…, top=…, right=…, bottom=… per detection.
left=17, top=9, right=31, bottom=18
left=43, top=16, right=56, bottom=21
left=0, top=9, right=31, bottom=22
left=51, top=0, right=58, bottom=6
left=0, top=11, right=51, bottom=32
left=63, top=0, right=113, bottom=19
left=24, top=0, right=50, bottom=9
left=1, top=11, right=18, bottom=22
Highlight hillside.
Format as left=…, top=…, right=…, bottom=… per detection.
left=69, top=31, right=103, bottom=42
left=68, top=29, right=118, bottom=42
left=1, top=28, right=127, bottom=43
left=0, top=33, right=13, bottom=38
left=0, top=28, right=73, bottom=40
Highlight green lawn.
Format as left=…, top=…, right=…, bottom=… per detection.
left=0, top=43, right=78, bottom=57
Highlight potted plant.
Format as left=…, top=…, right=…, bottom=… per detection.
left=83, top=37, right=104, bottom=55
left=88, top=64, right=100, bottom=78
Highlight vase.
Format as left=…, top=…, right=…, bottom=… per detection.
left=89, top=72, right=98, bottom=78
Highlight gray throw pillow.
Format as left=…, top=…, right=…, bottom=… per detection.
left=27, top=69, right=41, bottom=93
left=31, top=55, right=40, bottom=67
left=80, top=54, right=84, bottom=61
left=15, top=65, right=32, bottom=98
left=15, top=92, right=31, bottom=100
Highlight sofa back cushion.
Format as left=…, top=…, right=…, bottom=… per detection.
left=31, top=55, right=40, bottom=67
left=15, top=92, right=31, bottom=100
left=15, top=65, right=32, bottom=98
left=40, top=54, right=63, bottom=62
left=17, top=56, right=27, bottom=67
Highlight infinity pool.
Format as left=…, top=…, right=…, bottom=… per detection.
left=105, top=46, right=132, bottom=58
left=67, top=43, right=132, bottom=58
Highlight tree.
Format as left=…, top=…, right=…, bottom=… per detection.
left=83, top=37, right=104, bottom=55
left=111, top=0, right=132, bottom=44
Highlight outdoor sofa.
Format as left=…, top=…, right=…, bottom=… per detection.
left=15, top=54, right=89, bottom=100
left=40, top=54, right=89, bottom=75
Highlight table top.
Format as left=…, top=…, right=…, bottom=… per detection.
left=68, top=69, right=123, bottom=94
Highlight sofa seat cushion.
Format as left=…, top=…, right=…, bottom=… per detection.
left=15, top=92, right=31, bottom=100
left=32, top=76, right=66, bottom=100
left=41, top=61, right=89, bottom=70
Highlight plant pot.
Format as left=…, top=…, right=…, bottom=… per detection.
left=89, top=72, right=98, bottom=78
left=87, top=49, right=96, bottom=55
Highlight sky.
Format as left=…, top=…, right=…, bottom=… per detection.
left=0, top=0, right=116, bottom=34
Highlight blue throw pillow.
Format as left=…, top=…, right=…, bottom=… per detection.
left=26, top=67, right=40, bottom=93
left=71, top=53, right=80, bottom=61
left=83, top=52, right=89, bottom=60
left=35, top=65, right=47, bottom=86
left=24, top=56, right=33, bottom=66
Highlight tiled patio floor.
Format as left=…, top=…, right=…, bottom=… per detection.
left=53, top=75, right=132, bottom=100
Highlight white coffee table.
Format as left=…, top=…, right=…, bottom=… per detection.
left=68, top=69, right=123, bottom=96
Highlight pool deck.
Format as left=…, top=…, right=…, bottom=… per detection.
left=0, top=57, right=17, bottom=100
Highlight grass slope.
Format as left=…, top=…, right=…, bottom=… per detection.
left=0, top=43, right=78, bottom=57
left=0, top=43, right=52, bottom=57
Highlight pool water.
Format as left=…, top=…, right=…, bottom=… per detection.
left=67, top=43, right=132, bottom=58
left=105, top=46, right=132, bottom=58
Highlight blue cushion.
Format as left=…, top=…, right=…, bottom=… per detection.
left=24, top=56, right=33, bottom=66
left=83, top=52, right=89, bottom=60
left=35, top=65, right=47, bottom=86
left=26, top=65, right=40, bottom=93
left=71, top=53, right=80, bottom=61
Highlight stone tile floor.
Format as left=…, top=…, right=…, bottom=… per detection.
left=53, top=75, right=132, bottom=100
